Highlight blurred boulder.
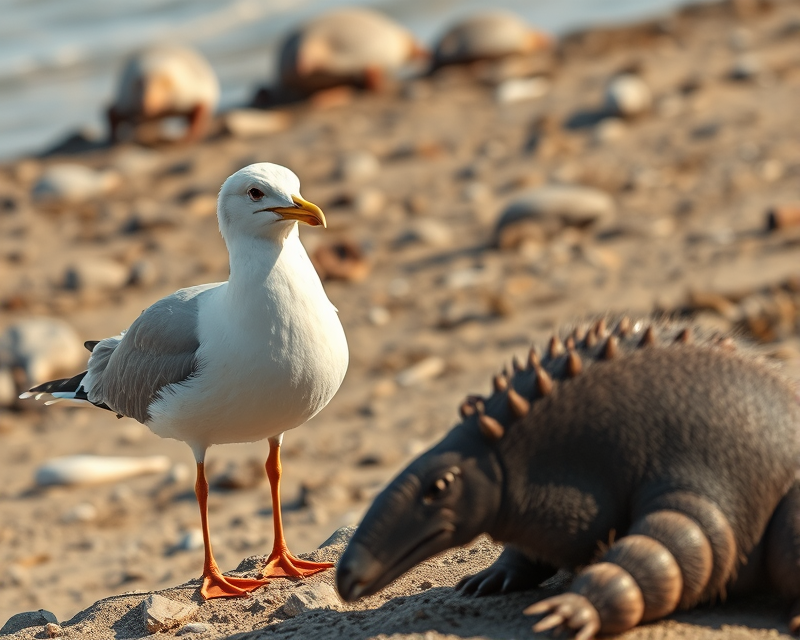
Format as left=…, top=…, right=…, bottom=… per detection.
left=605, top=74, right=652, bottom=117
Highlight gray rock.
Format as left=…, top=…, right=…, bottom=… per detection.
left=141, top=594, right=198, bottom=634
left=282, top=583, right=341, bottom=618
left=494, top=185, right=615, bottom=248
left=605, top=74, right=652, bottom=117
left=319, top=526, right=357, bottom=548
left=177, top=622, right=209, bottom=635
left=1, top=610, right=57, bottom=635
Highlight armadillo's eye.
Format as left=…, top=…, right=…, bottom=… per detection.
left=248, top=187, right=265, bottom=201
left=423, top=467, right=460, bottom=504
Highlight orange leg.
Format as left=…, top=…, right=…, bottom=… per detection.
left=195, top=462, right=268, bottom=599
left=262, top=438, right=334, bottom=578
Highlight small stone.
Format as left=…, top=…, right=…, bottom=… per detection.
left=283, top=583, right=341, bottom=617
left=494, top=185, right=615, bottom=249
left=397, top=220, right=452, bottom=248
left=495, top=77, right=550, bottom=103
left=312, top=241, right=370, bottom=282
left=767, top=204, right=800, bottom=231
left=730, top=55, right=760, bottom=80
left=222, top=109, right=290, bottom=138
left=177, top=622, right=209, bottom=635
left=353, top=188, right=386, bottom=218
left=319, top=525, right=357, bottom=548
left=368, top=306, right=391, bottom=326
left=337, top=151, right=380, bottom=182
left=142, top=594, right=198, bottom=634
left=396, top=357, right=446, bottom=387
left=605, top=74, right=652, bottom=117
left=32, top=164, right=120, bottom=203
left=593, top=118, right=626, bottom=144
left=212, top=459, right=264, bottom=490
left=62, top=502, right=98, bottom=524
left=128, top=260, right=159, bottom=288
left=167, top=463, right=191, bottom=485
left=463, top=181, right=491, bottom=203
left=0, top=610, right=58, bottom=635
left=45, top=622, right=63, bottom=637
left=0, top=368, right=17, bottom=408
left=176, top=529, right=205, bottom=552
left=64, top=258, right=130, bottom=292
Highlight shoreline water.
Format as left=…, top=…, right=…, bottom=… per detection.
left=0, top=0, right=719, bottom=160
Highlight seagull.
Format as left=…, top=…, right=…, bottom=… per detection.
left=21, top=163, right=349, bottom=599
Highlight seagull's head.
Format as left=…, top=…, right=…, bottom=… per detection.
left=217, top=163, right=326, bottom=244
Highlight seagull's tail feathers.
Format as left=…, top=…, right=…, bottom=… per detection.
left=20, top=371, right=115, bottom=413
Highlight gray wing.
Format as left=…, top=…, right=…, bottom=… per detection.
left=87, top=284, right=220, bottom=424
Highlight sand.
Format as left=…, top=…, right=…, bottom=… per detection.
left=1, top=0, right=800, bottom=637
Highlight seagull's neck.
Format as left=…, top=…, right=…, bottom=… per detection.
left=224, top=226, right=316, bottom=303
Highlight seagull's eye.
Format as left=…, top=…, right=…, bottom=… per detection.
left=423, top=467, right=460, bottom=504
left=248, top=188, right=265, bottom=201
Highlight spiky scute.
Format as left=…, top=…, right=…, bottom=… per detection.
left=457, top=318, right=751, bottom=442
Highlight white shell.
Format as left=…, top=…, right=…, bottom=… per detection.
left=36, top=454, right=171, bottom=486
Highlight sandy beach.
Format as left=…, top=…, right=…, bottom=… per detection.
left=1, top=0, right=800, bottom=637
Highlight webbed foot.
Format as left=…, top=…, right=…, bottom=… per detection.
left=525, top=593, right=601, bottom=640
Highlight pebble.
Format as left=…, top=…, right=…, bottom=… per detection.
left=397, top=220, right=452, bottom=248
left=495, top=77, right=550, bottom=104
left=177, top=622, right=210, bottom=635
left=128, top=260, right=160, bottom=288
left=222, top=109, right=291, bottom=138
left=353, top=187, right=386, bottom=218
left=337, top=151, right=380, bottom=182
left=605, top=74, right=652, bottom=117
left=35, top=455, right=171, bottom=486
left=396, top=357, right=446, bottom=387
left=0, top=610, right=58, bottom=635
left=593, top=118, right=626, bottom=144
left=62, top=502, right=98, bottom=524
left=141, top=594, right=198, bottom=634
left=368, top=306, right=391, bottom=327
left=212, top=459, right=264, bottom=490
left=283, top=583, right=341, bottom=617
left=730, top=54, right=761, bottom=80
left=176, top=529, right=205, bottom=552
left=45, top=622, right=63, bottom=637
left=32, top=164, right=120, bottom=203
left=63, top=257, right=130, bottom=292
left=167, top=463, right=191, bottom=485
left=494, top=184, right=615, bottom=249
left=0, top=317, right=85, bottom=389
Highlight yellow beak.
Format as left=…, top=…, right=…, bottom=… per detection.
left=268, top=195, right=326, bottom=228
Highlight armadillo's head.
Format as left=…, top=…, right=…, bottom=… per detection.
left=337, top=425, right=502, bottom=601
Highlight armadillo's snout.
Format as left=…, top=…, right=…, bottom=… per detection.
left=336, top=541, right=384, bottom=602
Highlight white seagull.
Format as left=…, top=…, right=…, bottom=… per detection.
left=22, top=163, right=349, bottom=599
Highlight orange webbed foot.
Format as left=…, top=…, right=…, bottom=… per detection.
left=262, top=549, right=334, bottom=579
left=201, top=573, right=269, bottom=599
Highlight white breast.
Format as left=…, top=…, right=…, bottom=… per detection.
left=146, top=235, right=348, bottom=453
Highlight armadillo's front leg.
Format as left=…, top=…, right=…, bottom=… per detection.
left=457, top=546, right=557, bottom=596
left=526, top=493, right=737, bottom=638
left=764, top=480, right=800, bottom=633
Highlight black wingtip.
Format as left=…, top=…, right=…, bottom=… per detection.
left=28, top=371, right=88, bottom=396
left=84, top=340, right=100, bottom=352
